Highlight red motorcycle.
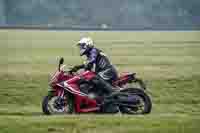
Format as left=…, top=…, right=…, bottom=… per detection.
left=42, top=57, right=152, bottom=114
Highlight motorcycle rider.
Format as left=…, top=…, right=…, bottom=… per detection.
left=70, top=37, right=118, bottom=95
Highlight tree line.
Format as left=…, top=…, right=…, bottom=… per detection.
left=0, top=0, right=200, bottom=30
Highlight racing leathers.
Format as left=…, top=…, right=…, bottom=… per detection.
left=71, top=48, right=118, bottom=94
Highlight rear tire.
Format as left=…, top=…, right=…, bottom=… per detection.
left=119, top=88, right=152, bottom=114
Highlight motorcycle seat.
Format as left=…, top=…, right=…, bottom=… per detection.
left=117, top=72, right=136, bottom=79
left=113, top=72, right=136, bottom=86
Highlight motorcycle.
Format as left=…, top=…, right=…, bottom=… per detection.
left=42, top=57, right=152, bottom=115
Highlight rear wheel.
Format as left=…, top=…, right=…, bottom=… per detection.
left=119, top=88, right=152, bottom=114
left=42, top=92, right=74, bottom=115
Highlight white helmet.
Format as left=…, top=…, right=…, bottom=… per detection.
left=77, top=37, right=94, bottom=56
left=78, top=37, right=94, bottom=47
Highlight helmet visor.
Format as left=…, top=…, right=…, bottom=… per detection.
left=77, top=43, right=87, bottom=56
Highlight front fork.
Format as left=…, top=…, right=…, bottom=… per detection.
left=47, top=87, right=66, bottom=108
left=48, top=86, right=65, bottom=98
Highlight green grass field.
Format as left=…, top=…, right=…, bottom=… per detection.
left=0, top=29, right=200, bottom=133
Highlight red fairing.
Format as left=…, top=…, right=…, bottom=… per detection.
left=64, top=71, right=97, bottom=113
left=49, top=70, right=73, bottom=86
left=113, top=72, right=135, bottom=87
left=50, top=69, right=134, bottom=113
left=65, top=76, right=80, bottom=84
left=74, top=94, right=98, bottom=113
left=49, top=70, right=73, bottom=96
left=80, top=70, right=96, bottom=80
left=65, top=71, right=95, bottom=85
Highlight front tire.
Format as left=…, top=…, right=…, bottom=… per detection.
left=42, top=92, right=74, bottom=115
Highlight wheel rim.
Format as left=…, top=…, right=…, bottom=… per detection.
left=124, top=95, right=146, bottom=114
left=47, top=96, right=69, bottom=114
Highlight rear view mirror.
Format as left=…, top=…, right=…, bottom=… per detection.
left=58, top=57, right=64, bottom=71
left=59, top=57, right=64, bottom=65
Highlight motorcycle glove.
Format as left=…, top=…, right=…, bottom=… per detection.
left=84, top=62, right=93, bottom=71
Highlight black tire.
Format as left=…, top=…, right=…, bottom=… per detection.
left=42, top=92, right=74, bottom=115
left=66, top=93, right=75, bottom=114
left=119, top=88, right=152, bottom=114
left=42, top=95, right=51, bottom=115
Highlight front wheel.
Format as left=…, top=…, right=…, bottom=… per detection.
left=42, top=92, right=74, bottom=115
left=119, top=88, right=152, bottom=114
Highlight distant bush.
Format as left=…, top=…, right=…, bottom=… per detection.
left=1, top=0, right=200, bottom=30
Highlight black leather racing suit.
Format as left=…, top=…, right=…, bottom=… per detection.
left=72, top=48, right=118, bottom=94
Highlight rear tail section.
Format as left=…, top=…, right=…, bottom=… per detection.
left=113, top=73, right=136, bottom=87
